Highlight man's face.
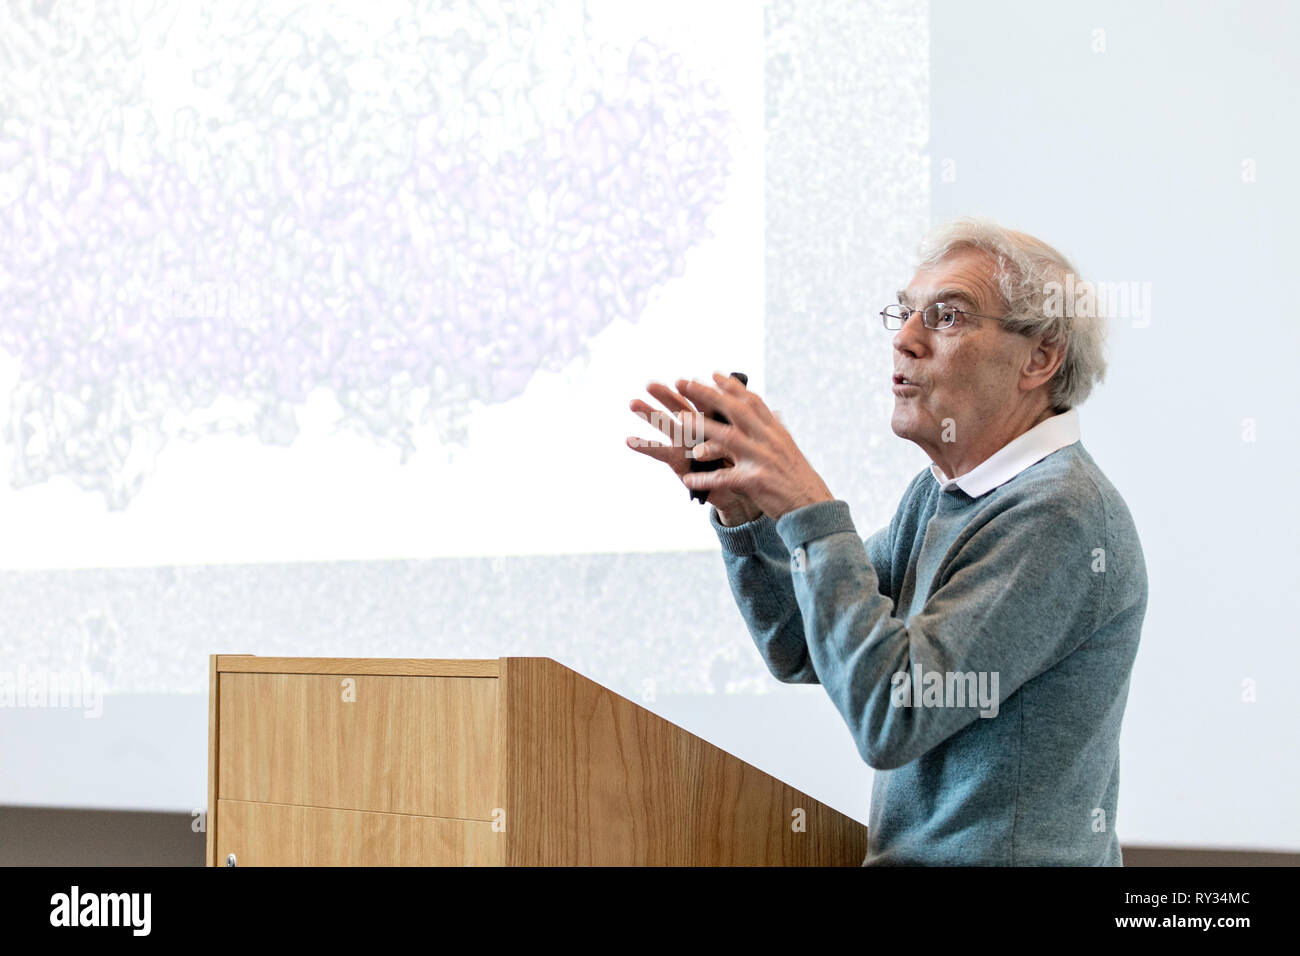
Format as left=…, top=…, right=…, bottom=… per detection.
left=891, top=248, right=1034, bottom=467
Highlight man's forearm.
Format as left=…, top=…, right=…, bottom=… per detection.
left=711, top=508, right=820, bottom=684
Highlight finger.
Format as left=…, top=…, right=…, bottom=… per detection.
left=681, top=465, right=740, bottom=492
left=711, top=371, right=775, bottom=426
left=679, top=408, right=729, bottom=447
left=680, top=376, right=762, bottom=435
left=688, top=440, right=722, bottom=463
left=625, top=436, right=689, bottom=472
left=672, top=378, right=726, bottom=420
left=645, top=381, right=696, bottom=417
left=631, top=399, right=710, bottom=451
left=629, top=399, right=687, bottom=443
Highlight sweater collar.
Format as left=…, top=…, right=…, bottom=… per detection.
left=929, top=407, right=1081, bottom=498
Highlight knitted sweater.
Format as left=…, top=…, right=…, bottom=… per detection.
left=711, top=442, right=1147, bottom=865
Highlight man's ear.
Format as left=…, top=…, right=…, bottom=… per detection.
left=1023, top=333, right=1066, bottom=390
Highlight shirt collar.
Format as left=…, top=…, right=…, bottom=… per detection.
left=930, top=407, right=1080, bottom=498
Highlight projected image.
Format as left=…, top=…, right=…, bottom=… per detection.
left=0, top=0, right=734, bottom=511
left=0, top=1, right=931, bottom=817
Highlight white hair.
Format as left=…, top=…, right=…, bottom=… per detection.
left=915, top=216, right=1107, bottom=411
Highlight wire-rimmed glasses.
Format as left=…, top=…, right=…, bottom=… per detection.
left=880, top=302, right=1002, bottom=330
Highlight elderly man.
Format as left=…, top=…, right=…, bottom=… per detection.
left=626, top=217, right=1148, bottom=866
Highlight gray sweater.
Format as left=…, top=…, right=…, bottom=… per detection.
left=711, top=441, right=1147, bottom=865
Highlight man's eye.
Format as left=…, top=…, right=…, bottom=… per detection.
left=939, top=306, right=960, bottom=323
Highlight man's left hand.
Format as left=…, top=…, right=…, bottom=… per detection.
left=678, top=372, right=835, bottom=521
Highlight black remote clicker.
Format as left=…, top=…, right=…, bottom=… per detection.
left=688, top=371, right=748, bottom=504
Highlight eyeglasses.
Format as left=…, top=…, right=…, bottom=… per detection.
left=880, top=302, right=1002, bottom=331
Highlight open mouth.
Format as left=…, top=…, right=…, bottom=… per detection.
left=893, top=374, right=919, bottom=386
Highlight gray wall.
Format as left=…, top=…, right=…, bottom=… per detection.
left=2, top=806, right=1295, bottom=866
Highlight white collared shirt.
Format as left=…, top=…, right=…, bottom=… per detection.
left=930, top=407, right=1081, bottom=498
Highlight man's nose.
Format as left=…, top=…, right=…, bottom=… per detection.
left=893, top=309, right=929, bottom=351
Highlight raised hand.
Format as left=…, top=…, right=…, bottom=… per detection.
left=626, top=378, right=763, bottom=525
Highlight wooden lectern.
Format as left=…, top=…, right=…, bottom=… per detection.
left=207, top=654, right=867, bottom=866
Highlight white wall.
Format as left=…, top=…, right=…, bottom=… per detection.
left=923, top=0, right=1300, bottom=850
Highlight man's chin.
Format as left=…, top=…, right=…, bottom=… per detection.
left=890, top=413, right=915, bottom=441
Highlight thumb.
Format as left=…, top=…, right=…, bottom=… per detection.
left=682, top=467, right=733, bottom=491
left=687, top=441, right=724, bottom=463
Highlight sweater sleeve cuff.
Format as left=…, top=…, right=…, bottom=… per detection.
left=710, top=507, right=785, bottom=556
left=775, top=498, right=857, bottom=551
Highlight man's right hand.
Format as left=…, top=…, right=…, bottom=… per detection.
left=626, top=380, right=763, bottom=526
